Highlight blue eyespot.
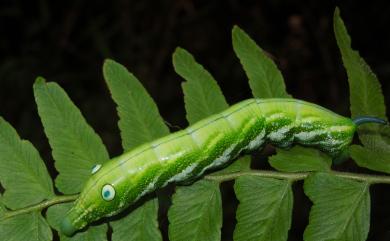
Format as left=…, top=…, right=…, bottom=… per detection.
left=101, top=184, right=115, bottom=201
left=91, top=164, right=102, bottom=174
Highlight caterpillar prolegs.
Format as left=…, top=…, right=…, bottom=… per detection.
left=60, top=98, right=386, bottom=236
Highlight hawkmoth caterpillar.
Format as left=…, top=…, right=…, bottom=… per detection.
left=60, top=98, right=386, bottom=236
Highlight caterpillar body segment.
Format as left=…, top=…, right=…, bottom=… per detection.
left=61, top=98, right=361, bottom=236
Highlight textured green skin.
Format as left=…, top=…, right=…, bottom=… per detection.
left=62, top=98, right=356, bottom=235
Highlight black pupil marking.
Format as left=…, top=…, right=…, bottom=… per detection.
left=102, top=184, right=115, bottom=201
left=104, top=190, right=110, bottom=198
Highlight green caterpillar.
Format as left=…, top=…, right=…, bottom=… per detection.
left=60, top=98, right=386, bottom=236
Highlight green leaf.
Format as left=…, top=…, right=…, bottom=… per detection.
left=304, top=172, right=370, bottom=241
left=171, top=47, right=246, bottom=240
left=334, top=8, right=390, bottom=172
left=234, top=176, right=292, bottom=241
left=33, top=77, right=109, bottom=194
left=46, top=202, right=108, bottom=241
left=269, top=146, right=332, bottom=172
left=350, top=145, right=390, bottom=174
left=0, top=194, right=4, bottom=213
left=104, top=59, right=168, bottom=241
left=232, top=26, right=329, bottom=172
left=0, top=117, right=54, bottom=209
left=0, top=195, right=52, bottom=241
left=173, top=47, right=229, bottom=125
left=175, top=47, right=251, bottom=174
left=0, top=212, right=53, bottom=241
left=168, top=180, right=222, bottom=241
left=334, top=8, right=388, bottom=148
left=103, top=59, right=169, bottom=150
left=111, top=199, right=162, bottom=241
left=232, top=25, right=290, bottom=98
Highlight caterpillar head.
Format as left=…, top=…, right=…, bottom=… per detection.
left=60, top=161, right=133, bottom=236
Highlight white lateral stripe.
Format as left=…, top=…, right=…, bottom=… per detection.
left=247, top=128, right=266, bottom=150
left=167, top=163, right=198, bottom=184
left=200, top=143, right=237, bottom=175
left=328, top=125, right=352, bottom=132
left=301, top=116, right=321, bottom=123
left=268, top=124, right=293, bottom=142
left=295, top=129, right=326, bottom=141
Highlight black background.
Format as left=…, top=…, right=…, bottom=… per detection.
left=0, top=0, right=389, bottom=240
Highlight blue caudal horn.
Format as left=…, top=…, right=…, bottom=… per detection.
left=352, top=116, right=388, bottom=126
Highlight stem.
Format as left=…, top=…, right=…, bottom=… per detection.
left=330, top=171, right=390, bottom=184
left=0, top=194, right=78, bottom=221
left=205, top=169, right=390, bottom=184
left=205, top=170, right=308, bottom=182
left=2, top=170, right=390, bottom=220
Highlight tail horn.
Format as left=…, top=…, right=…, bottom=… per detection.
left=352, top=116, right=388, bottom=126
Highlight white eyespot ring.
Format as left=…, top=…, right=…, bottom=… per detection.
left=91, top=164, right=102, bottom=174
left=102, top=184, right=115, bottom=201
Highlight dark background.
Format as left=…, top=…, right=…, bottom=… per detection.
left=1, top=0, right=389, bottom=240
